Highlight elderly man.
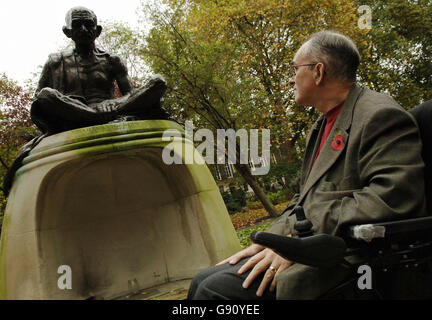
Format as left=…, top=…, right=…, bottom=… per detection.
left=31, top=6, right=171, bottom=134
left=187, top=30, right=426, bottom=300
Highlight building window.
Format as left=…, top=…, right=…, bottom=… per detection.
left=215, top=166, right=222, bottom=180
left=224, top=163, right=234, bottom=179
left=261, top=156, right=268, bottom=168
left=249, top=159, right=256, bottom=170
left=249, top=157, right=269, bottom=170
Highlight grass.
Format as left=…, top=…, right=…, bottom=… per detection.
left=236, top=221, right=274, bottom=248
left=229, top=200, right=290, bottom=248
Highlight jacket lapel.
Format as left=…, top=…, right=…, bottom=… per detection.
left=300, top=115, right=325, bottom=190
left=293, top=84, right=364, bottom=212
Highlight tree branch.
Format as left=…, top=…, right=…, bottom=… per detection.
left=0, top=156, right=10, bottom=170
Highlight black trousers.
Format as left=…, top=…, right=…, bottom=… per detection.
left=187, top=258, right=276, bottom=300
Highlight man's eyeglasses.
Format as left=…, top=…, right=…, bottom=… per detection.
left=288, top=63, right=317, bottom=78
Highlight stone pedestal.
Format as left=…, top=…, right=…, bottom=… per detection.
left=0, top=120, right=240, bottom=299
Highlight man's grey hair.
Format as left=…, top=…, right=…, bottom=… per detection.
left=304, top=30, right=360, bottom=83
left=64, top=6, right=98, bottom=29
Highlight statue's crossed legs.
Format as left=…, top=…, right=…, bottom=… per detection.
left=31, top=75, right=170, bottom=134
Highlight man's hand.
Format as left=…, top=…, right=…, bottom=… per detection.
left=100, top=101, right=117, bottom=113
left=216, top=243, right=293, bottom=297
left=216, top=243, right=265, bottom=266
left=239, top=248, right=293, bottom=297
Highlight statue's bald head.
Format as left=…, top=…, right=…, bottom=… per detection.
left=64, top=6, right=97, bottom=29
left=62, top=6, right=102, bottom=42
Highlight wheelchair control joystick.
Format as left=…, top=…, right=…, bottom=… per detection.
left=293, top=206, right=314, bottom=238
left=250, top=204, right=347, bottom=268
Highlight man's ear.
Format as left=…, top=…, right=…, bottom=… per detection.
left=63, top=26, right=72, bottom=38
left=314, top=63, right=325, bottom=85
left=95, top=25, right=102, bottom=38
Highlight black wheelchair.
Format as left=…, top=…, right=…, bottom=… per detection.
left=251, top=108, right=432, bottom=300
left=251, top=206, right=432, bottom=299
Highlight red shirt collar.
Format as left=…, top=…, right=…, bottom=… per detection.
left=325, top=101, right=344, bottom=122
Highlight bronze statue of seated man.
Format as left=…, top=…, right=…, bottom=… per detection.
left=31, top=6, right=172, bottom=134
left=3, top=6, right=173, bottom=196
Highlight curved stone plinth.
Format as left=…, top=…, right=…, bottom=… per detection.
left=0, top=120, right=241, bottom=299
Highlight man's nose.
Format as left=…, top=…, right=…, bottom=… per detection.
left=289, top=76, right=295, bottom=86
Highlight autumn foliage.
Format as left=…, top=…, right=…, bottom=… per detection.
left=0, top=74, right=39, bottom=225
left=230, top=200, right=290, bottom=230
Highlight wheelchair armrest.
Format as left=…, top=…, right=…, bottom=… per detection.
left=250, top=217, right=432, bottom=271
left=250, top=231, right=347, bottom=268
left=347, top=216, right=432, bottom=242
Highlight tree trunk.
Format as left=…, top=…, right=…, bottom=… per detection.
left=233, top=163, right=279, bottom=218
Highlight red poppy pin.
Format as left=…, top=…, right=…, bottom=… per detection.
left=331, top=131, right=344, bottom=151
